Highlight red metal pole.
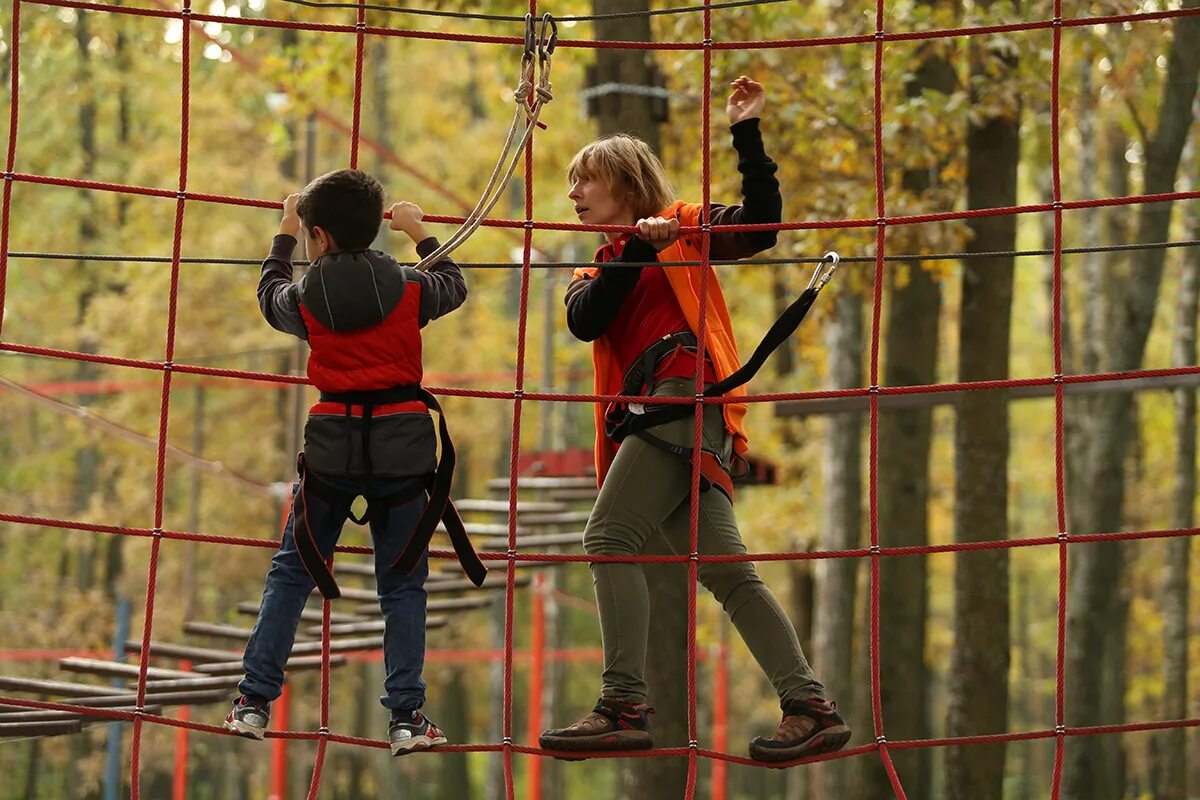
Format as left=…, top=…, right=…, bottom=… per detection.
left=712, top=638, right=728, bottom=800
left=270, top=683, right=289, bottom=800
left=527, top=573, right=546, bottom=800
left=172, top=659, right=192, bottom=800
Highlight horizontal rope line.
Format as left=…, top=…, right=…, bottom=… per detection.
left=1, top=696, right=1194, bottom=760
left=7, top=239, right=1197, bottom=270
left=17, top=0, right=1200, bottom=50
left=276, top=0, right=791, bottom=22
left=3, top=511, right=1194, bottom=561
left=3, top=342, right=1197, bottom=405
left=5, top=174, right=1198, bottom=236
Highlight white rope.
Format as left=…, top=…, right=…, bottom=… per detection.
left=414, top=14, right=556, bottom=271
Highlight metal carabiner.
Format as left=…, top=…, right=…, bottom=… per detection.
left=538, top=13, right=558, bottom=61
left=523, top=13, right=536, bottom=60
left=805, top=251, right=840, bottom=292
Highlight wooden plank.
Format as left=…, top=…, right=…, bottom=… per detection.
left=143, top=675, right=242, bottom=692
left=547, top=488, right=599, bottom=504
left=181, top=622, right=256, bottom=641
left=125, top=640, right=241, bottom=663
left=486, top=476, right=597, bottom=491
left=481, top=533, right=582, bottom=550
left=0, top=676, right=126, bottom=698
left=352, top=596, right=492, bottom=617
left=454, top=499, right=567, bottom=514
left=515, top=511, right=591, bottom=526
left=1, top=688, right=230, bottom=710
left=58, top=658, right=196, bottom=681
left=0, top=720, right=82, bottom=737
left=302, top=614, right=450, bottom=638
left=234, top=603, right=360, bottom=625
left=192, top=654, right=345, bottom=676
left=0, top=705, right=161, bottom=722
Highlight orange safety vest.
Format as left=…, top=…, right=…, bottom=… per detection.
left=574, top=201, right=750, bottom=486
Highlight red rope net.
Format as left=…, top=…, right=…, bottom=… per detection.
left=1, top=1, right=1199, bottom=798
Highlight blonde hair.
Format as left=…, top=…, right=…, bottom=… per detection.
left=567, top=134, right=675, bottom=219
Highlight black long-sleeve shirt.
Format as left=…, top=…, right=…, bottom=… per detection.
left=257, top=235, right=467, bottom=338
left=565, top=118, right=782, bottom=342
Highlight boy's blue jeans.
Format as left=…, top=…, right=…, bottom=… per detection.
left=239, top=472, right=430, bottom=712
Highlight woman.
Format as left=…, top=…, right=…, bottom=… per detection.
left=537, top=77, right=851, bottom=762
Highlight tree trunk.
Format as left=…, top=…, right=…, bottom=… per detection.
left=1156, top=203, right=1197, bottom=800
left=943, top=16, right=1019, bottom=799
left=810, top=287, right=863, bottom=800
left=1063, top=7, right=1200, bottom=800
left=588, top=1, right=687, bottom=795
left=856, top=3, right=954, bottom=792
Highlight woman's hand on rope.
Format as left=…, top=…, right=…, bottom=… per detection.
left=635, top=216, right=681, bottom=251
left=389, top=201, right=431, bottom=244
left=726, top=76, right=765, bottom=125
left=279, top=193, right=301, bottom=237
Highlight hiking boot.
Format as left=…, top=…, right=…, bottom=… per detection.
left=749, top=698, right=851, bottom=763
left=223, top=695, right=271, bottom=740
left=389, top=709, right=447, bottom=756
left=538, top=698, right=654, bottom=753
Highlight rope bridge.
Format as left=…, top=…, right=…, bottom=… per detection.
left=1, top=1, right=1199, bottom=798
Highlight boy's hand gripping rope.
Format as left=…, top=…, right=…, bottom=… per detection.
left=414, top=13, right=557, bottom=271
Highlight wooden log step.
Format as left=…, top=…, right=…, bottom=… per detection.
left=143, top=675, right=242, bottom=692
left=59, top=658, right=196, bottom=681
left=124, top=640, right=241, bottom=663
left=0, top=705, right=162, bottom=722
left=191, top=654, right=345, bottom=676
left=234, top=603, right=360, bottom=625
left=0, top=720, right=82, bottom=737
left=513, top=511, right=591, bottom=526
left=481, top=533, right=583, bottom=550
left=454, top=499, right=567, bottom=514
left=487, top=476, right=597, bottom=491
left=302, top=614, right=449, bottom=638
left=0, top=676, right=126, bottom=698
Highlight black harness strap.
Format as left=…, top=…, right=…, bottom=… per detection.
left=603, top=283, right=828, bottom=502
left=292, top=453, right=346, bottom=600
left=295, top=386, right=486, bottom=600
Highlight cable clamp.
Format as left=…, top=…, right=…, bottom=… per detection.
left=506, top=549, right=518, bottom=559
left=134, top=705, right=146, bottom=715
left=689, top=553, right=700, bottom=562
left=163, top=360, right=174, bottom=373
left=2, top=172, right=13, bottom=181
left=702, top=38, right=713, bottom=47
left=355, top=20, right=366, bottom=31
left=868, top=384, right=880, bottom=395
left=318, top=725, right=330, bottom=735
left=688, top=739, right=699, bottom=748
left=1057, top=530, right=1069, bottom=542
left=152, top=527, right=163, bottom=539
left=176, top=191, right=187, bottom=200
left=1054, top=724, right=1067, bottom=735
left=875, top=734, right=887, bottom=744
left=513, top=388, right=524, bottom=400
left=1053, top=373, right=1064, bottom=383
left=1051, top=16, right=1063, bottom=27
left=523, top=219, right=535, bottom=230
left=869, top=544, right=881, bottom=555
left=876, top=217, right=887, bottom=227
left=1052, top=200, right=1063, bottom=211
left=694, top=393, right=705, bottom=403
left=502, top=735, right=513, bottom=745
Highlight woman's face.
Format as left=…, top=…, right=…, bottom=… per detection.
left=568, top=161, right=634, bottom=227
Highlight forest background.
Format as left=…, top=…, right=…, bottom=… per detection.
left=0, top=0, right=1197, bottom=798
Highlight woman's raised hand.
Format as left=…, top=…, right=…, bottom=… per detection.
left=726, top=76, right=765, bottom=125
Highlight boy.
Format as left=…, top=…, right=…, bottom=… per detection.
left=223, top=169, right=483, bottom=756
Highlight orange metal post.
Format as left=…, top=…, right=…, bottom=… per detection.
left=527, top=573, right=546, bottom=800
left=269, top=683, right=289, bottom=800
left=172, top=659, right=192, bottom=800
left=713, top=640, right=728, bottom=800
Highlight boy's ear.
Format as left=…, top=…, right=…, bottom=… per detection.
left=311, top=225, right=333, bottom=251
